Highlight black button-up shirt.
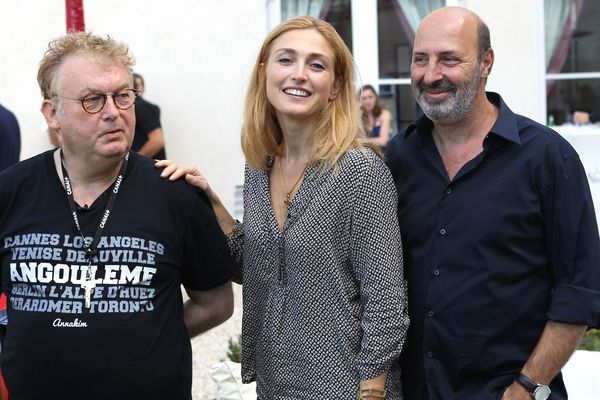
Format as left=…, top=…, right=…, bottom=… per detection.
left=386, top=92, right=600, bottom=400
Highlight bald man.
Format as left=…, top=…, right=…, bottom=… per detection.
left=386, top=7, right=600, bottom=400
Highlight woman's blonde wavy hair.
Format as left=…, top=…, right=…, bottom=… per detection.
left=241, top=16, right=370, bottom=171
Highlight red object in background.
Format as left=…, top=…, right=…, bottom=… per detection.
left=0, top=363, right=6, bottom=400
left=0, top=294, right=6, bottom=399
left=0, top=369, right=6, bottom=399
left=66, top=0, right=85, bottom=32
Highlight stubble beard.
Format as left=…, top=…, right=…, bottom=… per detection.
left=413, top=64, right=482, bottom=125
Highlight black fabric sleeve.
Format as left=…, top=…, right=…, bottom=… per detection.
left=542, top=146, right=600, bottom=328
left=181, top=189, right=234, bottom=291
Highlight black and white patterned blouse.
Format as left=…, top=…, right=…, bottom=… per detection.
left=228, top=147, right=409, bottom=399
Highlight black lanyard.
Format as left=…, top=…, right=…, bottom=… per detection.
left=60, top=149, right=129, bottom=265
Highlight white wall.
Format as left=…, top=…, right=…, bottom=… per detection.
left=465, top=0, right=546, bottom=123
left=0, top=0, right=267, bottom=209
left=0, top=0, right=550, bottom=203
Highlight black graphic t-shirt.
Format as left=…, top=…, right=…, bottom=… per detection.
left=0, top=151, right=233, bottom=399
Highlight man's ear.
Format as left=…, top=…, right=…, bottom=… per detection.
left=329, top=77, right=342, bottom=101
left=481, top=47, right=495, bottom=78
left=41, top=99, right=61, bottom=133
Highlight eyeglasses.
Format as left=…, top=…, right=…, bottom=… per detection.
left=57, top=88, right=139, bottom=114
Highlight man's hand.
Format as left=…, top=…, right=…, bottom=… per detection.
left=502, top=381, right=531, bottom=400
left=502, top=321, right=586, bottom=400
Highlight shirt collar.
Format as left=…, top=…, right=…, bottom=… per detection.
left=404, top=92, right=521, bottom=145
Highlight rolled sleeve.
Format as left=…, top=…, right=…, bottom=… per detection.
left=543, top=147, right=600, bottom=328
left=227, top=221, right=244, bottom=284
left=548, top=284, right=600, bottom=327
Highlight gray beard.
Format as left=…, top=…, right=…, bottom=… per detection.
left=413, top=65, right=481, bottom=125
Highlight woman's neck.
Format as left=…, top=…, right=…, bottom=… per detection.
left=277, top=118, right=314, bottom=162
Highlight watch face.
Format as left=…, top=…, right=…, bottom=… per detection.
left=533, top=385, right=551, bottom=400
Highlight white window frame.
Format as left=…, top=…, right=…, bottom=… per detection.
left=265, top=0, right=467, bottom=91
left=541, top=0, right=600, bottom=123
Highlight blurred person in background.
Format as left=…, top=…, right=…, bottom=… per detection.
left=0, top=103, right=20, bottom=172
left=360, top=84, right=393, bottom=146
left=131, top=72, right=166, bottom=159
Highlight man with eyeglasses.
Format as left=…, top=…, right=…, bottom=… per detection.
left=0, top=32, right=234, bottom=399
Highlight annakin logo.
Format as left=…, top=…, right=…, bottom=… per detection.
left=52, top=317, right=88, bottom=328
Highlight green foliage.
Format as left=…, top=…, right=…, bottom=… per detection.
left=578, top=329, right=600, bottom=351
left=226, top=335, right=242, bottom=363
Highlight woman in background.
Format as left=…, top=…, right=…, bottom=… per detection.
left=160, top=16, right=408, bottom=400
left=360, top=84, right=393, bottom=146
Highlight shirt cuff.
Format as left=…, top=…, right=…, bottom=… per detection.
left=357, top=362, right=391, bottom=381
left=547, top=283, right=600, bottom=328
left=227, top=221, right=244, bottom=284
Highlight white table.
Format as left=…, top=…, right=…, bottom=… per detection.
left=553, top=124, right=600, bottom=228
left=562, top=350, right=600, bottom=399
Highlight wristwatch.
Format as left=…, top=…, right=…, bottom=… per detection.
left=516, top=373, right=551, bottom=400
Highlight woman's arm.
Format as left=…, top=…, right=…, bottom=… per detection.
left=350, top=153, right=409, bottom=394
left=376, top=109, right=392, bottom=146
left=155, top=160, right=237, bottom=235
left=155, top=160, right=245, bottom=283
left=366, top=109, right=393, bottom=146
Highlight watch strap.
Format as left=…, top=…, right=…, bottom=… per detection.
left=516, top=373, right=537, bottom=394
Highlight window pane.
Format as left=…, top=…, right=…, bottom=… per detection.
left=281, top=0, right=326, bottom=20
left=281, top=0, right=352, bottom=51
left=378, top=0, right=413, bottom=78
left=563, top=1, right=600, bottom=73
left=379, top=84, right=420, bottom=134
left=546, top=79, right=600, bottom=125
left=325, top=0, right=353, bottom=51
left=546, top=0, right=600, bottom=73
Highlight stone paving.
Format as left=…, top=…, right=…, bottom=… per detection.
left=191, top=283, right=244, bottom=400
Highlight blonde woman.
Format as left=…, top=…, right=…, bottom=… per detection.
left=160, top=16, right=408, bottom=399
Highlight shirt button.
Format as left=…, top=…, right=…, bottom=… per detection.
left=446, top=188, right=452, bottom=195
left=439, top=228, right=446, bottom=235
left=426, top=351, right=433, bottom=358
left=427, top=310, right=434, bottom=317
left=433, top=269, right=440, bottom=276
